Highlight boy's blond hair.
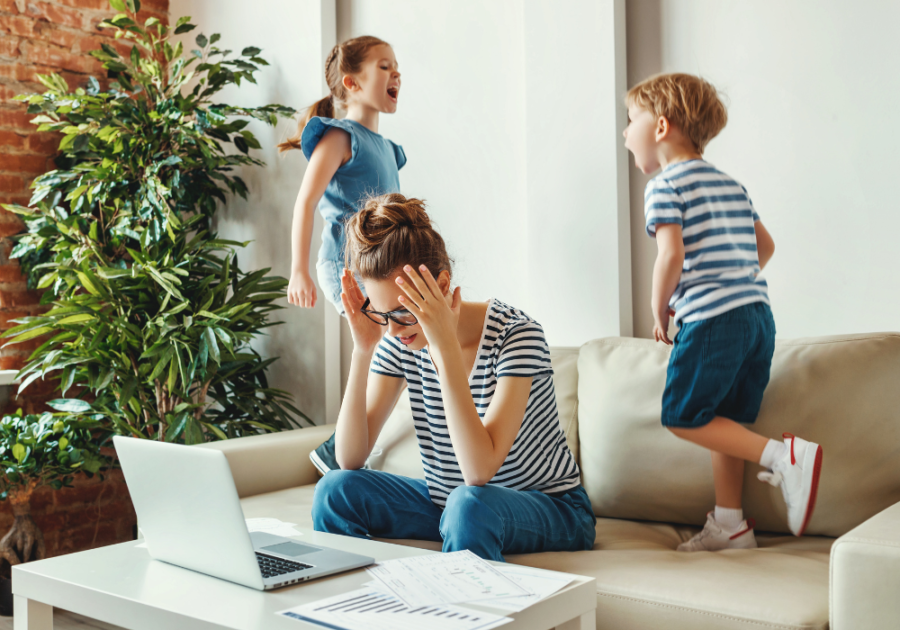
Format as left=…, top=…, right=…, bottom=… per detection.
left=626, top=73, right=727, bottom=154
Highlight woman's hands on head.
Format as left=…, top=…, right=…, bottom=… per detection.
left=396, top=265, right=461, bottom=352
left=341, top=269, right=385, bottom=355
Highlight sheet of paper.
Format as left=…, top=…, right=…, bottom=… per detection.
left=277, top=587, right=511, bottom=630
left=482, top=564, right=575, bottom=612
left=366, top=550, right=531, bottom=607
left=245, top=517, right=302, bottom=538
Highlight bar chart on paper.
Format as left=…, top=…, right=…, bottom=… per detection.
left=277, top=588, right=511, bottom=630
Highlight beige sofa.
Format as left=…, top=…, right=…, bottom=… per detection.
left=203, top=332, right=900, bottom=630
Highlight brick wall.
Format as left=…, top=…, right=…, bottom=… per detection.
left=0, top=0, right=168, bottom=558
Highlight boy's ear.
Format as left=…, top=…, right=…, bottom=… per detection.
left=655, top=116, right=671, bottom=142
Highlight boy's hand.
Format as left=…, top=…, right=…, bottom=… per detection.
left=653, top=308, right=675, bottom=345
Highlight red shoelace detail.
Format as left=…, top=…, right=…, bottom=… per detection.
left=729, top=518, right=756, bottom=540
left=783, top=432, right=796, bottom=465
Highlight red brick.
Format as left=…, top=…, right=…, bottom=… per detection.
left=0, top=152, right=47, bottom=172
left=0, top=107, right=33, bottom=131
left=0, top=173, right=24, bottom=192
left=0, top=307, right=30, bottom=328
left=0, top=129, right=26, bottom=149
left=24, top=2, right=86, bottom=30
left=0, top=286, right=40, bottom=305
left=0, top=35, right=22, bottom=58
left=0, top=264, right=24, bottom=283
left=25, top=131, right=57, bottom=153
left=53, top=29, right=101, bottom=54
left=55, top=0, right=107, bottom=10
left=139, top=0, right=168, bottom=12
left=0, top=1, right=21, bottom=14
left=0, top=14, right=44, bottom=40
left=21, top=40, right=102, bottom=73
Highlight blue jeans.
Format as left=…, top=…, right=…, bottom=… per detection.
left=312, top=469, right=597, bottom=562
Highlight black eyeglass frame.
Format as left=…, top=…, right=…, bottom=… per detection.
left=360, top=298, right=419, bottom=327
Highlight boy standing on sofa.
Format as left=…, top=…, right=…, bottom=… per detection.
left=623, top=73, right=823, bottom=551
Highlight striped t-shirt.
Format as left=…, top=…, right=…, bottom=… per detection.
left=370, top=299, right=581, bottom=507
left=645, top=159, right=769, bottom=324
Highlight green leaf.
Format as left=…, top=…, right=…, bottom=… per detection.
left=59, top=437, right=69, bottom=450
left=47, top=399, right=93, bottom=413
left=196, top=34, right=208, bottom=48
left=203, top=327, right=220, bottom=363
left=174, top=23, right=196, bottom=34
left=56, top=313, right=95, bottom=325
left=241, top=47, right=261, bottom=57
left=7, top=326, right=53, bottom=344
left=12, top=444, right=25, bottom=462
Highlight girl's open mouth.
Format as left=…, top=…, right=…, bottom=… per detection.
left=399, top=333, right=416, bottom=345
left=387, top=86, right=399, bottom=102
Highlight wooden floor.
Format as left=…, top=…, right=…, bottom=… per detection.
left=0, top=609, right=124, bottom=629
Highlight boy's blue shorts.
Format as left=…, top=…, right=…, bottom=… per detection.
left=662, top=302, right=776, bottom=428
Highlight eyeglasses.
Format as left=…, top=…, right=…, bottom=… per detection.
left=361, top=298, right=418, bottom=327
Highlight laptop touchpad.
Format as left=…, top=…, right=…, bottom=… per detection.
left=261, top=541, right=322, bottom=557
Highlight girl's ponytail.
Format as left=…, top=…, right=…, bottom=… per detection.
left=278, top=36, right=389, bottom=154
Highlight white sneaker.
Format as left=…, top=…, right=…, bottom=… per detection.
left=677, top=512, right=758, bottom=552
left=758, top=433, right=823, bottom=536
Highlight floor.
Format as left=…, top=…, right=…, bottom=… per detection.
left=0, top=610, right=124, bottom=629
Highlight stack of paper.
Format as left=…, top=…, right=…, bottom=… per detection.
left=278, top=587, right=511, bottom=630
left=277, top=550, right=576, bottom=629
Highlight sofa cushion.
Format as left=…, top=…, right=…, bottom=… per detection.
left=577, top=333, right=900, bottom=537
left=507, top=518, right=832, bottom=630
left=368, top=346, right=581, bottom=478
left=240, top=485, right=831, bottom=630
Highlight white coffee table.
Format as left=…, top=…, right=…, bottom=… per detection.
left=12, top=528, right=596, bottom=630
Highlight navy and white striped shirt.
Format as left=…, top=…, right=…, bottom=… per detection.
left=370, top=299, right=581, bottom=507
left=645, top=159, right=769, bottom=324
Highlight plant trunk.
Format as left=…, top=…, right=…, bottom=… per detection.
left=0, top=483, right=46, bottom=567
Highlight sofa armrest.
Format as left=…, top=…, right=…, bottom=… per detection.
left=830, top=501, right=900, bottom=629
left=197, top=425, right=333, bottom=498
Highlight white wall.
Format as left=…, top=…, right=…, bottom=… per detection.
left=338, top=0, right=631, bottom=347
left=627, top=0, right=900, bottom=339
left=169, top=0, right=335, bottom=424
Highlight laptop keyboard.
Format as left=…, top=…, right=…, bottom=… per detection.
left=256, top=552, right=313, bottom=579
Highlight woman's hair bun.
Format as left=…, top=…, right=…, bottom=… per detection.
left=345, top=193, right=453, bottom=281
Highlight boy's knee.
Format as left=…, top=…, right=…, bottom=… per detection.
left=312, top=469, right=364, bottom=513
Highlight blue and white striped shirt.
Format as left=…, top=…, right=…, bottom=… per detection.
left=645, top=159, right=769, bottom=324
left=370, top=299, right=581, bottom=507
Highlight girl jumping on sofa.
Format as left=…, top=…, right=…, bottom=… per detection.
left=279, top=36, right=406, bottom=474
left=280, top=35, right=406, bottom=313
left=311, top=193, right=596, bottom=561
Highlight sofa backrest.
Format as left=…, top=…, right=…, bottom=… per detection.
left=369, top=347, right=581, bottom=478
left=577, top=332, right=900, bottom=538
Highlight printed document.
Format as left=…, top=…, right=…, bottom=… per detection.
left=366, top=550, right=531, bottom=607
left=277, top=587, right=511, bottom=630
left=486, top=564, right=575, bottom=612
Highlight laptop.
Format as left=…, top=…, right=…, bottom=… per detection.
left=113, top=435, right=374, bottom=591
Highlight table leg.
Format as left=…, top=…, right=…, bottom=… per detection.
left=556, top=610, right=594, bottom=630
left=13, top=596, right=52, bottom=630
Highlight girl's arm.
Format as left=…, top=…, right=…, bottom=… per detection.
left=287, top=128, right=352, bottom=308
left=334, top=270, right=407, bottom=470
left=755, top=221, right=775, bottom=270
left=651, top=223, right=685, bottom=345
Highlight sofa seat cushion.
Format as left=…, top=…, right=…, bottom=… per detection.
left=241, top=486, right=831, bottom=629
left=507, top=517, right=833, bottom=630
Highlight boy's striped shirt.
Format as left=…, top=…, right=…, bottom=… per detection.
left=370, top=299, right=581, bottom=508
left=644, top=159, right=769, bottom=323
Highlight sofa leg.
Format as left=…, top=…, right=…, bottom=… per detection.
left=557, top=610, right=594, bottom=630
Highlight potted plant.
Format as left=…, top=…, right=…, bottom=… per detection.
left=0, top=410, right=106, bottom=615
left=2, top=0, right=310, bottom=443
